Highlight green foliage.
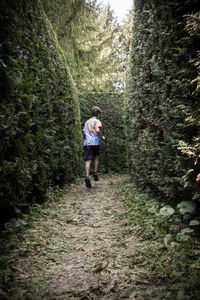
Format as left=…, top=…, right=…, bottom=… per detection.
left=43, top=0, right=132, bottom=93
left=176, top=228, right=194, bottom=242
left=79, top=93, right=127, bottom=173
left=177, top=200, right=196, bottom=215
left=159, top=205, right=175, bottom=218
left=41, top=0, right=86, bottom=39
left=125, top=0, right=200, bottom=203
left=189, top=219, right=200, bottom=226
left=185, top=12, right=200, bottom=95
left=0, top=0, right=82, bottom=225
left=120, top=181, right=200, bottom=298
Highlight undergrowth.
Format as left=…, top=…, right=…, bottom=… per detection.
left=120, top=182, right=200, bottom=299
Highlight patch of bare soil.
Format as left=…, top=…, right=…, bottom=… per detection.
left=4, top=174, right=140, bottom=300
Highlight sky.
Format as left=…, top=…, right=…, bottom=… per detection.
left=99, top=0, right=133, bottom=23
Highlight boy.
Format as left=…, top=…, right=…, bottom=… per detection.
left=83, top=106, right=105, bottom=188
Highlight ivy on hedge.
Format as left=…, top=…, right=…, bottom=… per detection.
left=0, top=0, right=82, bottom=225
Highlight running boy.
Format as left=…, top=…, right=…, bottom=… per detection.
left=83, top=106, right=105, bottom=188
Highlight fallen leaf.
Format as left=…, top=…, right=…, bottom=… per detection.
left=10, top=264, right=25, bottom=273
left=16, top=273, right=30, bottom=279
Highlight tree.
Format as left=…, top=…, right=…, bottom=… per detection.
left=42, top=0, right=133, bottom=93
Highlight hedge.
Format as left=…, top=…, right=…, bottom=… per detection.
left=125, top=0, right=200, bottom=203
left=0, top=0, right=82, bottom=225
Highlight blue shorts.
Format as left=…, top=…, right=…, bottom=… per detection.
left=83, top=146, right=100, bottom=161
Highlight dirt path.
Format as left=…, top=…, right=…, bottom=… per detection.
left=5, top=174, right=139, bottom=300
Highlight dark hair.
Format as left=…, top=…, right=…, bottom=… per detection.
left=91, top=105, right=101, bottom=116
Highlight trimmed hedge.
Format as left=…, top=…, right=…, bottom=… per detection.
left=79, top=93, right=127, bottom=173
left=125, top=0, right=200, bottom=202
left=0, top=0, right=82, bottom=225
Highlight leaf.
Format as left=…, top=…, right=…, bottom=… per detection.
left=189, top=220, right=200, bottom=226
left=176, top=227, right=194, bottom=242
left=10, top=264, right=25, bottom=273
left=165, top=233, right=173, bottom=241
left=20, top=93, right=29, bottom=99
left=159, top=205, right=175, bottom=217
left=16, top=273, right=30, bottom=279
left=177, top=201, right=196, bottom=214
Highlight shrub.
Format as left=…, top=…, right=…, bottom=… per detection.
left=125, top=0, right=200, bottom=203
left=0, top=0, right=82, bottom=225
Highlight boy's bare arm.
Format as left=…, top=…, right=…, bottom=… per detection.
left=96, top=128, right=105, bottom=140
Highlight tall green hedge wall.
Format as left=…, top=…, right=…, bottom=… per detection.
left=79, top=93, right=127, bottom=173
left=126, top=0, right=200, bottom=203
left=0, top=0, right=82, bottom=225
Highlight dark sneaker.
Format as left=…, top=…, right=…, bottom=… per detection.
left=85, top=177, right=92, bottom=188
left=93, top=172, right=99, bottom=181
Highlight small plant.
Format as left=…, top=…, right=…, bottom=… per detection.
left=176, top=201, right=197, bottom=221
left=176, top=227, right=194, bottom=242
left=177, top=201, right=196, bottom=214
left=3, top=218, right=28, bottom=233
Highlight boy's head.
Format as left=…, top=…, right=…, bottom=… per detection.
left=91, top=106, right=101, bottom=117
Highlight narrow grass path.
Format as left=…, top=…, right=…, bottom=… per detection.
left=1, top=174, right=139, bottom=299
left=2, top=174, right=200, bottom=299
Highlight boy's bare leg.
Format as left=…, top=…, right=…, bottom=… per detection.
left=85, top=160, right=91, bottom=177
left=94, top=155, right=99, bottom=173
